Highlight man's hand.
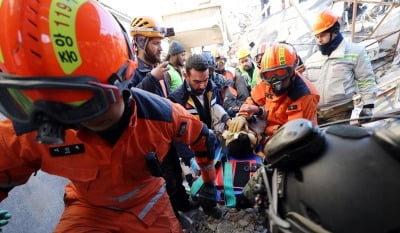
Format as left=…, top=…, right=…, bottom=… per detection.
left=358, top=104, right=374, bottom=124
left=228, top=116, right=248, bottom=133
left=0, top=209, right=11, bottom=229
left=239, top=104, right=259, bottom=115
left=150, top=61, right=169, bottom=80
left=360, top=105, right=373, bottom=118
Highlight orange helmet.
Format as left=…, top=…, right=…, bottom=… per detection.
left=260, top=43, right=298, bottom=85
left=255, top=42, right=269, bottom=68
left=312, top=9, right=339, bottom=36
left=0, top=0, right=137, bottom=124
left=130, top=16, right=174, bottom=38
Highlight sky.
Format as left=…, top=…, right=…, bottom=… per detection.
left=99, top=0, right=233, bottom=17
left=98, top=0, right=262, bottom=18
left=99, top=0, right=163, bottom=17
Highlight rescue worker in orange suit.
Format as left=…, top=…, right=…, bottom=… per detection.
left=256, top=42, right=305, bottom=73
left=229, top=43, right=320, bottom=138
left=130, top=16, right=173, bottom=97
left=0, top=0, right=218, bottom=232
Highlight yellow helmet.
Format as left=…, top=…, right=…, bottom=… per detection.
left=130, top=16, right=174, bottom=38
left=236, top=47, right=251, bottom=60
left=212, top=49, right=224, bottom=59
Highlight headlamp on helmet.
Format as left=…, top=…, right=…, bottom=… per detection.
left=130, top=16, right=174, bottom=38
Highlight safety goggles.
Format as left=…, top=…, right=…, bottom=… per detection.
left=260, top=65, right=294, bottom=84
left=216, top=60, right=225, bottom=65
left=0, top=74, right=120, bottom=125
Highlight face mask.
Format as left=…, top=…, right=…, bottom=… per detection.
left=318, top=32, right=343, bottom=56
left=271, top=80, right=287, bottom=95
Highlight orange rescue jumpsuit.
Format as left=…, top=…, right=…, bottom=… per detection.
left=0, top=90, right=216, bottom=233
left=241, top=73, right=320, bottom=136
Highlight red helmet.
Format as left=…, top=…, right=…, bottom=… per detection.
left=260, top=43, right=298, bottom=94
left=0, top=0, right=137, bottom=124
left=260, top=43, right=298, bottom=80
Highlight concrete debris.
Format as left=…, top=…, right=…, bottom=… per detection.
left=183, top=206, right=267, bottom=233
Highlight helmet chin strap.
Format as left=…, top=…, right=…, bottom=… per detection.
left=135, top=36, right=161, bottom=65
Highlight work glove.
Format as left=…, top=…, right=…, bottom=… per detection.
left=359, top=104, right=374, bottom=118
left=0, top=209, right=11, bottom=229
left=198, top=182, right=222, bottom=219
left=228, top=116, right=248, bottom=133
left=190, top=157, right=200, bottom=174
left=359, top=104, right=374, bottom=124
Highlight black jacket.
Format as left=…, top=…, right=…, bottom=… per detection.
left=131, top=58, right=170, bottom=97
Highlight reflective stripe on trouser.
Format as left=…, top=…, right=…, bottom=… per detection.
left=53, top=197, right=182, bottom=233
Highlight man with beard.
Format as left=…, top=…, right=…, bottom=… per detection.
left=168, top=54, right=231, bottom=179
left=130, top=17, right=196, bottom=219
left=169, top=54, right=231, bottom=142
left=229, top=43, right=319, bottom=138
left=234, top=47, right=260, bottom=106
left=202, top=52, right=240, bottom=117
left=303, top=9, right=377, bottom=124
left=130, top=16, right=172, bottom=97
left=165, top=40, right=186, bottom=91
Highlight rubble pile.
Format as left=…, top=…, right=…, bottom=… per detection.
left=189, top=206, right=267, bottom=233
